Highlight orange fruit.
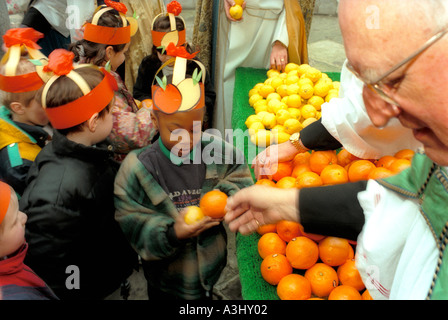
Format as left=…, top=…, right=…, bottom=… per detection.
left=328, top=285, right=362, bottom=300
left=256, top=179, right=276, bottom=187
left=271, top=161, right=293, bottom=182
left=304, top=263, right=339, bottom=297
left=258, top=232, right=287, bottom=259
left=285, top=236, right=319, bottom=269
left=388, top=158, right=411, bottom=173
left=347, top=243, right=355, bottom=260
left=292, top=151, right=312, bottom=167
left=291, top=163, right=312, bottom=178
left=320, top=164, right=349, bottom=185
left=309, top=150, right=338, bottom=175
left=336, top=149, right=359, bottom=167
left=394, top=149, right=415, bottom=161
left=362, top=289, right=374, bottom=300
left=257, top=223, right=277, bottom=235
left=277, top=274, right=312, bottom=300
left=337, top=259, right=366, bottom=291
left=348, top=159, right=376, bottom=182
left=295, top=171, right=323, bottom=189
left=375, top=155, right=396, bottom=169
left=260, top=253, right=293, bottom=285
left=199, top=190, right=228, bottom=219
left=276, top=176, right=298, bottom=189
left=367, top=167, right=394, bottom=179
left=183, top=206, right=205, bottom=225
left=318, top=237, right=352, bottom=267
left=276, top=220, right=303, bottom=242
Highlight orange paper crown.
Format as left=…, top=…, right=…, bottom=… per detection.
left=151, top=44, right=205, bottom=114
left=0, top=181, right=11, bottom=226
left=0, top=28, right=49, bottom=93
left=41, top=49, right=118, bottom=129
left=151, top=1, right=186, bottom=48
left=83, top=0, right=138, bottom=45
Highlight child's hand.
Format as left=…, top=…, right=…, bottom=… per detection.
left=174, top=209, right=222, bottom=239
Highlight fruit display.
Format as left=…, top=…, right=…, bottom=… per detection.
left=229, top=0, right=244, bottom=20
left=245, top=63, right=340, bottom=147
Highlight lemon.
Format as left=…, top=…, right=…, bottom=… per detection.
left=299, top=83, right=314, bottom=99
left=255, top=103, right=268, bottom=114
left=286, top=94, right=301, bottom=108
left=287, top=69, right=299, bottom=78
left=245, top=114, right=262, bottom=128
left=258, top=84, right=275, bottom=98
left=325, top=93, right=339, bottom=103
left=267, top=98, right=282, bottom=113
left=281, top=96, right=289, bottom=105
left=302, top=117, right=318, bottom=128
left=276, top=84, right=289, bottom=97
left=272, top=124, right=286, bottom=133
left=253, top=83, right=264, bottom=90
left=287, top=108, right=301, bottom=120
left=270, top=76, right=284, bottom=90
left=332, top=81, right=340, bottom=91
left=298, top=77, right=314, bottom=88
left=316, top=111, right=322, bottom=120
left=248, top=121, right=265, bottom=134
left=301, top=104, right=317, bottom=119
left=275, top=131, right=291, bottom=144
left=251, top=129, right=274, bottom=147
left=307, top=95, right=325, bottom=111
left=298, top=64, right=312, bottom=76
left=266, top=92, right=282, bottom=103
left=304, top=67, right=322, bottom=82
left=285, top=75, right=300, bottom=85
left=284, top=63, right=299, bottom=74
left=279, top=72, right=288, bottom=80
left=267, top=69, right=281, bottom=78
left=261, top=112, right=277, bottom=129
left=184, top=206, right=205, bottom=225
left=271, top=101, right=288, bottom=114
left=229, top=4, right=243, bottom=20
left=253, top=98, right=267, bottom=109
left=286, top=83, right=300, bottom=96
left=234, top=0, right=244, bottom=5
left=256, top=111, right=270, bottom=119
left=249, top=93, right=263, bottom=107
left=275, top=109, right=292, bottom=125
left=248, top=88, right=259, bottom=98
left=313, top=80, right=332, bottom=98
left=284, top=118, right=303, bottom=135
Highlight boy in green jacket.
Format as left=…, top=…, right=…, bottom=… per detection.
left=114, top=49, right=254, bottom=300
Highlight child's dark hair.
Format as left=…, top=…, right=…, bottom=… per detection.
left=69, top=9, right=127, bottom=66
left=37, top=67, right=111, bottom=135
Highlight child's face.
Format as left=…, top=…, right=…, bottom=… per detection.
left=153, top=108, right=204, bottom=157
left=0, top=190, right=27, bottom=258
left=157, top=51, right=175, bottom=67
left=108, top=42, right=130, bottom=71
left=22, top=97, right=49, bottom=127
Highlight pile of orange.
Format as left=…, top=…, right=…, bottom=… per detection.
left=256, top=148, right=414, bottom=188
left=257, top=220, right=372, bottom=300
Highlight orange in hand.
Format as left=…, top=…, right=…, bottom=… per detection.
left=304, top=263, right=339, bottom=297
left=257, top=223, right=277, bottom=235
left=285, top=236, right=319, bottom=269
left=276, top=220, right=303, bottom=242
left=277, top=274, right=312, bottom=300
left=257, top=232, right=287, bottom=259
left=199, top=189, right=228, bottom=219
left=260, top=253, right=293, bottom=285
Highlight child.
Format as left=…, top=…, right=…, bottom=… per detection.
left=19, top=49, right=137, bottom=300
left=132, top=0, right=216, bottom=129
left=70, top=0, right=157, bottom=162
left=0, top=28, right=51, bottom=197
left=0, top=181, right=58, bottom=300
left=114, top=48, right=254, bottom=300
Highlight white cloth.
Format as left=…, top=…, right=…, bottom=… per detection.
left=214, top=0, right=288, bottom=134
left=321, top=60, right=422, bottom=159
left=356, top=179, right=438, bottom=300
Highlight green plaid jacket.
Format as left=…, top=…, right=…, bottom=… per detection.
left=114, top=132, right=254, bottom=299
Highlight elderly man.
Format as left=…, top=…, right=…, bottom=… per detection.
left=225, top=0, right=448, bottom=300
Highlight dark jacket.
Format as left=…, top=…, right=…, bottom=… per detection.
left=20, top=131, right=137, bottom=300
left=133, top=54, right=216, bottom=129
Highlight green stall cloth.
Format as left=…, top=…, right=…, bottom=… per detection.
left=231, top=67, right=341, bottom=300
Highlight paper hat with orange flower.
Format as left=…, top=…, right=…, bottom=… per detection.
left=83, top=0, right=138, bottom=45
left=151, top=1, right=186, bottom=48
left=0, top=181, right=11, bottom=226
left=151, top=43, right=205, bottom=114
left=41, top=49, right=118, bottom=129
left=0, top=28, right=50, bottom=93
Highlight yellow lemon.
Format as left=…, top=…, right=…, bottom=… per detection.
left=286, top=94, right=301, bottom=108
left=275, top=109, right=292, bottom=125
left=249, top=93, right=263, bottom=107
left=234, top=0, right=244, bottom=5
left=184, top=206, right=205, bottom=225
left=304, top=67, right=322, bottom=83
left=271, top=102, right=288, bottom=114
left=253, top=98, right=267, bottom=109
left=255, top=103, right=268, bottom=114
left=284, top=118, right=303, bottom=135
left=302, top=117, right=318, bottom=128
left=253, top=83, right=264, bottom=90
left=298, top=77, right=314, bottom=88
left=286, top=83, right=300, bottom=96
left=276, top=84, right=289, bottom=97
left=229, top=4, right=243, bottom=20
left=250, top=129, right=274, bottom=147
left=299, top=83, right=314, bottom=99
left=267, top=69, right=281, bottom=78
left=313, top=80, right=332, bottom=98
left=272, top=124, right=286, bottom=133
left=316, top=111, right=322, bottom=120
left=298, top=64, right=312, bottom=76
left=332, top=81, right=341, bottom=91
left=245, top=114, right=262, bottom=128
left=266, top=92, right=282, bottom=103
left=258, top=84, right=275, bottom=98
left=301, top=104, right=318, bottom=119
left=285, top=74, right=300, bottom=85
left=279, top=72, right=288, bottom=80
left=270, top=76, right=284, bottom=90
left=248, top=121, right=265, bottom=134
left=284, top=63, right=299, bottom=74
left=307, top=95, right=325, bottom=111
left=256, top=111, right=270, bottom=119
left=325, top=93, right=339, bottom=103
left=287, top=108, right=301, bottom=120
left=248, top=88, right=259, bottom=98
left=281, top=96, right=289, bottom=105
left=275, top=131, right=291, bottom=144
left=267, top=98, right=282, bottom=113
left=261, top=112, right=277, bottom=129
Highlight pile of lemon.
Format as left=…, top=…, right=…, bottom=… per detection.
left=246, top=63, right=340, bottom=147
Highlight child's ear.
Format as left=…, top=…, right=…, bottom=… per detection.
left=86, top=112, right=99, bottom=132
left=150, top=111, right=159, bottom=130
left=9, top=102, right=26, bottom=115
left=105, top=46, right=114, bottom=61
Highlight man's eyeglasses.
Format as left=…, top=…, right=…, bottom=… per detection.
left=346, top=27, right=448, bottom=106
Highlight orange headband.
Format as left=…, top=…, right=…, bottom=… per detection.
left=151, top=29, right=186, bottom=47
left=0, top=181, right=11, bottom=226
left=0, top=71, right=44, bottom=93
left=151, top=1, right=186, bottom=48
left=41, top=49, right=117, bottom=129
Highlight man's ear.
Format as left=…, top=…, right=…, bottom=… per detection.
left=86, top=112, right=99, bottom=132
left=9, top=102, right=26, bottom=115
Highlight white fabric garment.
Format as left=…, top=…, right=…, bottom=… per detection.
left=321, top=60, right=422, bottom=159
left=214, top=0, right=288, bottom=134
left=356, top=179, right=438, bottom=300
